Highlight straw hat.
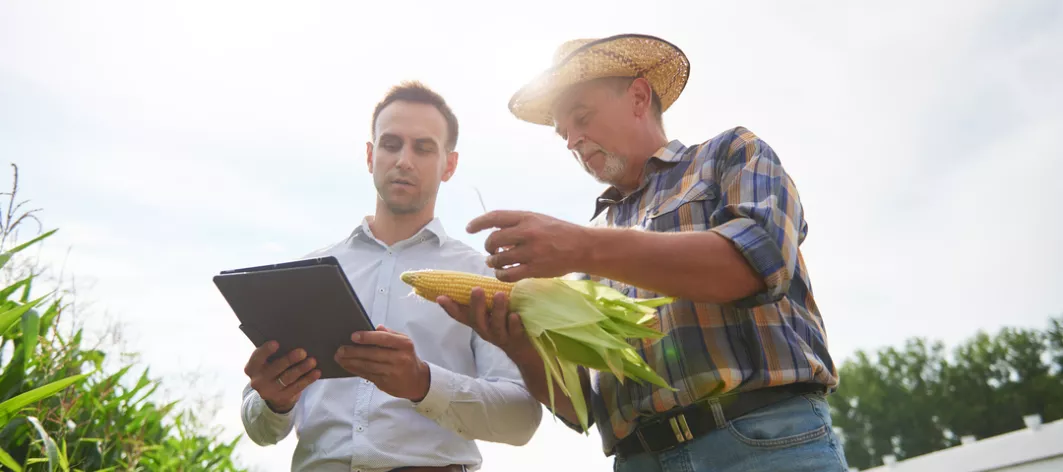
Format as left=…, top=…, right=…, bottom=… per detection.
left=508, top=33, right=690, bottom=126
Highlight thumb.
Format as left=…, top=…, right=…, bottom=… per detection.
left=376, top=325, right=391, bottom=333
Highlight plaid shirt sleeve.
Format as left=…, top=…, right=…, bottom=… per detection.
left=708, top=127, right=809, bottom=308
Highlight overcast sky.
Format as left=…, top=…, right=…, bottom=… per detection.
left=2, top=1, right=1061, bottom=471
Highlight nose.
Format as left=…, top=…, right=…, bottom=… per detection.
left=395, top=143, right=415, bottom=170
left=566, top=132, right=583, bottom=153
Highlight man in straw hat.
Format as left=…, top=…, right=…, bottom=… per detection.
left=437, top=34, right=849, bottom=471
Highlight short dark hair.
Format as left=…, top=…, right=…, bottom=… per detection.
left=371, top=81, right=459, bottom=152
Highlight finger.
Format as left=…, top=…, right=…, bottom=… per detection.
left=244, top=341, right=279, bottom=376
left=470, top=287, right=491, bottom=338
left=351, top=330, right=410, bottom=350
left=335, top=357, right=391, bottom=377
left=483, top=228, right=524, bottom=256
left=437, top=296, right=472, bottom=326
left=495, top=263, right=535, bottom=283
left=486, top=246, right=531, bottom=270
left=335, top=345, right=393, bottom=364
left=488, top=291, right=509, bottom=342
left=507, top=312, right=527, bottom=339
left=263, top=348, right=307, bottom=380
left=278, top=357, right=318, bottom=387
left=467, top=210, right=526, bottom=234
left=283, top=368, right=321, bottom=396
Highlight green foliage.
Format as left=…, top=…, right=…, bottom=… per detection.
left=0, top=164, right=246, bottom=471
left=828, top=315, right=1063, bottom=470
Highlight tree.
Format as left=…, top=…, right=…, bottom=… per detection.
left=828, top=316, right=1063, bottom=470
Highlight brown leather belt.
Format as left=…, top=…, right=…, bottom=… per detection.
left=388, top=466, right=465, bottom=472
left=613, top=382, right=827, bottom=458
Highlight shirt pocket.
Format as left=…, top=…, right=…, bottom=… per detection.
left=643, top=180, right=718, bottom=232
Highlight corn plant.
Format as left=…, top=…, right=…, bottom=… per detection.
left=0, top=164, right=246, bottom=471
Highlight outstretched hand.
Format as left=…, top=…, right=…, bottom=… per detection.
left=466, top=210, right=590, bottom=282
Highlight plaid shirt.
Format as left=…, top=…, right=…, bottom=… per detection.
left=566, top=126, right=839, bottom=454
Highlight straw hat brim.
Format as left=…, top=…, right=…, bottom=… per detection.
left=508, top=34, right=690, bottom=126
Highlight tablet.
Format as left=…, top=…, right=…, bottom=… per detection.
left=213, top=255, right=375, bottom=379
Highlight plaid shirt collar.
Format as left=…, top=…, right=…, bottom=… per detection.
left=593, top=139, right=688, bottom=219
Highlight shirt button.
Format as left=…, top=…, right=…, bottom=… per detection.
left=378, top=287, right=386, bottom=293
left=356, top=426, right=364, bottom=432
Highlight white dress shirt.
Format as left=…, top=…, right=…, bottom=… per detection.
left=240, top=217, right=543, bottom=472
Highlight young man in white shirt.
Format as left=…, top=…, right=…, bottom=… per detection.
left=239, top=81, right=543, bottom=472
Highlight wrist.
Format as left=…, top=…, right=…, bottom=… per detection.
left=264, top=398, right=294, bottom=414
left=506, top=343, right=541, bottom=367
left=408, top=360, right=431, bottom=402
left=574, top=226, right=603, bottom=273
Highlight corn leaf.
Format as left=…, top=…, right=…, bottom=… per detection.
left=21, top=309, right=39, bottom=363
left=25, top=415, right=60, bottom=472
left=0, top=295, right=45, bottom=337
left=0, top=445, right=22, bottom=472
left=0, top=373, right=91, bottom=424
left=0, top=276, right=32, bottom=302
left=0, top=229, right=58, bottom=270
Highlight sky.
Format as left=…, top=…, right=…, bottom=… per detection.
left=1, top=0, right=1061, bottom=470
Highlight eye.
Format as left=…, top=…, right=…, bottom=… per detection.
left=379, top=136, right=402, bottom=152
left=415, top=141, right=438, bottom=154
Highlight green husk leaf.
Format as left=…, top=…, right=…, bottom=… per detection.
left=619, top=349, right=675, bottom=390
left=542, top=331, right=611, bottom=372
left=550, top=323, right=633, bottom=352
left=558, top=279, right=675, bottom=312
left=633, top=297, right=675, bottom=309
left=600, top=317, right=666, bottom=341
left=512, top=279, right=605, bottom=335
left=528, top=334, right=566, bottom=418
left=558, top=357, right=589, bottom=433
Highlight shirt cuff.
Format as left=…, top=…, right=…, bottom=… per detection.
left=411, top=361, right=454, bottom=420
left=711, top=217, right=790, bottom=307
left=251, top=391, right=296, bottom=428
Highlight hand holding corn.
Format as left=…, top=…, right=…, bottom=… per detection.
left=400, top=269, right=677, bottom=433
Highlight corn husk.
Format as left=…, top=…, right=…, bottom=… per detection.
left=401, top=272, right=676, bottom=433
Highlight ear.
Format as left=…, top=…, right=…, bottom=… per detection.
left=441, top=151, right=459, bottom=182
left=365, top=141, right=374, bottom=173
left=629, top=77, right=654, bottom=119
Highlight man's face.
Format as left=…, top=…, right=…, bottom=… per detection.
left=367, top=101, right=456, bottom=215
left=552, top=79, right=638, bottom=186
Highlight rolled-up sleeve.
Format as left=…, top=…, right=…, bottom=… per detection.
left=241, top=382, right=296, bottom=446
left=709, top=127, right=808, bottom=308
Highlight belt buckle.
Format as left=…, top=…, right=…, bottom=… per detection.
left=635, top=410, right=696, bottom=454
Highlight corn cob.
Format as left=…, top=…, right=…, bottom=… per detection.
left=399, top=270, right=515, bottom=309
left=400, top=268, right=677, bottom=433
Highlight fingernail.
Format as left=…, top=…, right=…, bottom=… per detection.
left=352, top=332, right=362, bottom=342
left=296, top=349, right=306, bottom=359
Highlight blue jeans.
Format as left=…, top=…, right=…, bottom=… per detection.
left=613, top=392, right=849, bottom=472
